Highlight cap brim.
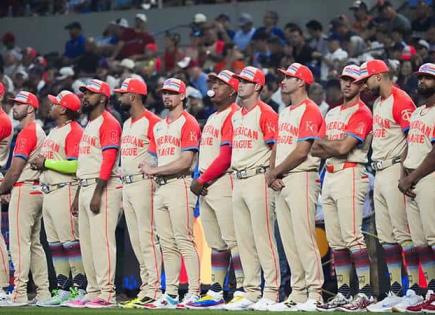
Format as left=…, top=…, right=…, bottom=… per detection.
left=415, top=71, right=435, bottom=77
left=160, top=87, right=182, bottom=94
left=278, top=68, right=293, bottom=77
left=113, top=88, right=128, bottom=94
left=339, top=74, right=358, bottom=80
left=8, top=97, right=27, bottom=104
left=56, top=75, right=68, bottom=81
left=353, top=74, right=371, bottom=84
left=233, top=74, right=256, bottom=83
left=47, top=94, right=60, bottom=105
left=79, top=85, right=99, bottom=94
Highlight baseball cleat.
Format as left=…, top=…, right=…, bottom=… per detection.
left=405, top=290, right=434, bottom=313
left=249, top=297, right=277, bottom=311
left=367, top=291, right=402, bottom=312
left=224, top=291, right=254, bottom=311
left=268, top=298, right=299, bottom=312
left=185, top=290, right=225, bottom=309
left=317, top=293, right=351, bottom=312
left=36, top=289, right=71, bottom=307
left=85, top=298, right=115, bottom=308
left=296, top=298, right=321, bottom=311
left=337, top=293, right=375, bottom=312
left=143, top=293, right=179, bottom=309
left=177, top=293, right=200, bottom=309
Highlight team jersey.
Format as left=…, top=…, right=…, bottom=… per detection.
left=403, top=104, right=435, bottom=170
left=13, top=121, right=46, bottom=182
left=148, top=111, right=200, bottom=168
left=224, top=101, right=277, bottom=171
left=0, top=109, right=12, bottom=169
left=372, top=86, right=416, bottom=161
left=120, top=110, right=160, bottom=175
left=77, top=111, right=121, bottom=179
left=198, top=103, right=239, bottom=172
left=275, top=98, right=323, bottom=172
left=322, top=100, right=373, bottom=169
left=40, top=121, right=83, bottom=185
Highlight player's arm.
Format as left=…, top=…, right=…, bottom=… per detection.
left=314, top=136, right=359, bottom=157
left=148, top=150, right=196, bottom=176
left=272, top=140, right=314, bottom=178
left=0, top=157, right=27, bottom=195
left=311, top=141, right=332, bottom=159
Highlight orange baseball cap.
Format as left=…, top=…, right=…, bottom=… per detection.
left=415, top=63, right=435, bottom=77
left=161, top=78, right=186, bottom=94
left=278, top=63, right=314, bottom=85
left=208, top=70, right=239, bottom=91
left=233, top=66, right=265, bottom=86
left=79, top=79, right=111, bottom=97
left=48, top=90, right=81, bottom=112
left=355, top=59, right=389, bottom=83
left=340, top=64, right=361, bottom=81
left=9, top=91, right=39, bottom=109
left=0, top=82, right=4, bottom=97
left=114, top=78, right=148, bottom=95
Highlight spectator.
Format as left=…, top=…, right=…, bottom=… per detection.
left=325, top=78, right=343, bottom=109
left=186, top=86, right=209, bottom=126
left=163, top=32, right=184, bottom=73
left=63, top=21, right=86, bottom=62
left=136, top=42, right=161, bottom=76
left=75, top=38, right=101, bottom=76
left=320, top=34, right=348, bottom=81
left=377, top=1, right=412, bottom=34
left=214, top=43, right=245, bottom=74
left=180, top=57, right=209, bottom=97
left=308, top=82, right=330, bottom=116
left=411, top=0, right=434, bottom=37
left=250, top=29, right=271, bottom=68
left=415, top=39, right=431, bottom=64
left=233, top=13, right=256, bottom=51
left=287, top=25, right=314, bottom=66
left=349, top=1, right=373, bottom=33
left=55, top=66, right=75, bottom=91
left=1, top=32, right=21, bottom=59
left=198, top=22, right=225, bottom=71
left=253, top=10, right=286, bottom=43
left=192, top=13, right=208, bottom=33
left=267, top=36, right=285, bottom=68
left=261, top=76, right=280, bottom=112
left=306, top=20, right=328, bottom=56
left=215, top=14, right=235, bottom=41
left=397, top=60, right=418, bottom=99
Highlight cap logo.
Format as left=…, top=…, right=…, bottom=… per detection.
left=219, top=70, right=232, bottom=82
left=88, top=80, right=102, bottom=90
left=419, top=63, right=435, bottom=75
left=343, top=66, right=361, bottom=77
left=121, top=81, right=130, bottom=89
left=164, top=79, right=181, bottom=91
left=359, top=65, right=368, bottom=77
left=241, top=67, right=256, bottom=80
left=15, top=92, right=29, bottom=102
left=288, top=63, right=301, bottom=74
left=57, top=90, right=71, bottom=102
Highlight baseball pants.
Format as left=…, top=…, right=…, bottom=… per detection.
left=154, top=177, right=200, bottom=296
left=123, top=178, right=161, bottom=300
left=233, top=173, right=281, bottom=302
left=374, top=163, right=412, bottom=245
left=276, top=171, right=324, bottom=303
left=0, top=174, right=9, bottom=289
left=78, top=178, right=122, bottom=303
left=8, top=183, right=50, bottom=303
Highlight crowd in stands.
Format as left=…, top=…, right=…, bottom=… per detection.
left=0, top=0, right=434, bottom=133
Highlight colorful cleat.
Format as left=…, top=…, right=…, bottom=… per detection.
left=186, top=290, right=225, bottom=310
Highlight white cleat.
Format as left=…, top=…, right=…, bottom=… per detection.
left=268, top=299, right=299, bottom=312
left=297, top=298, right=321, bottom=312
left=249, top=297, right=277, bottom=311
left=367, top=291, right=402, bottom=312
left=224, top=291, right=254, bottom=311
left=392, top=289, right=424, bottom=312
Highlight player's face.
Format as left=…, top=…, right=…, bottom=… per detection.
left=340, top=76, right=361, bottom=100
left=417, top=75, right=435, bottom=98
left=280, top=75, right=300, bottom=94
left=82, top=90, right=101, bottom=114
left=364, top=74, right=381, bottom=94
left=237, top=79, right=257, bottom=99
left=210, top=79, right=234, bottom=103
left=118, top=93, right=132, bottom=111
left=162, top=91, right=184, bottom=110
left=48, top=103, right=62, bottom=120
left=12, top=103, right=31, bottom=121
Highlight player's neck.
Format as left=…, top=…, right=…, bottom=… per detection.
left=88, top=105, right=105, bottom=121
left=215, top=99, right=234, bottom=112
left=290, top=89, right=308, bottom=107
left=20, top=114, right=34, bottom=129
left=426, top=94, right=435, bottom=107
left=56, top=115, right=71, bottom=128
left=167, top=104, right=184, bottom=122
left=380, top=81, right=393, bottom=99
left=239, top=94, right=258, bottom=111
left=342, top=95, right=360, bottom=108
left=130, top=103, right=146, bottom=120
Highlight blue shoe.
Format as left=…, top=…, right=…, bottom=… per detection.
left=186, top=290, right=225, bottom=310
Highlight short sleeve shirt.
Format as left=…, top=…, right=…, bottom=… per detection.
left=0, top=109, right=12, bottom=169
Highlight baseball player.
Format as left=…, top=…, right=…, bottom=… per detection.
left=397, top=63, right=435, bottom=313
left=65, top=79, right=122, bottom=308
left=311, top=65, right=374, bottom=312
left=0, top=83, right=12, bottom=299
left=354, top=59, right=419, bottom=312
left=139, top=78, right=201, bottom=309
left=114, top=78, right=162, bottom=308
left=29, top=91, right=86, bottom=306
left=222, top=66, right=281, bottom=311
left=188, top=70, right=244, bottom=310
left=0, top=91, right=50, bottom=306
left=266, top=63, right=324, bottom=312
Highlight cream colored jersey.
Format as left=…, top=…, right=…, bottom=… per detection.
left=226, top=101, right=278, bottom=171
left=40, top=121, right=83, bottom=184
left=149, top=111, right=200, bottom=168
left=120, top=111, right=160, bottom=175
left=404, top=105, right=435, bottom=169
left=323, top=100, right=373, bottom=169
left=198, top=103, right=239, bottom=172
left=77, top=111, right=121, bottom=179
left=13, top=121, right=46, bottom=182
left=372, top=86, right=416, bottom=161
left=0, top=109, right=12, bottom=169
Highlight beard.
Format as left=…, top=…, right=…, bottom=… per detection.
left=81, top=101, right=97, bottom=114
left=417, top=85, right=435, bottom=98
left=119, top=101, right=131, bottom=112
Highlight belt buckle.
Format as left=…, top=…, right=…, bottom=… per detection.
left=156, top=177, right=167, bottom=185
left=41, top=184, right=50, bottom=194
left=375, top=161, right=383, bottom=170
left=79, top=179, right=88, bottom=187
left=236, top=169, right=247, bottom=179
left=256, top=167, right=266, bottom=174
left=124, top=175, right=133, bottom=184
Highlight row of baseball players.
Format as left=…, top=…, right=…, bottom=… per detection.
left=0, top=60, right=433, bottom=312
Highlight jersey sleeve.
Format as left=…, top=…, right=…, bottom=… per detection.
left=181, top=117, right=201, bottom=152
left=221, top=113, right=234, bottom=146
left=64, top=124, right=83, bottom=160
left=13, top=126, right=37, bottom=161
left=260, top=108, right=278, bottom=145
left=99, top=117, right=121, bottom=151
left=147, top=123, right=157, bottom=156
left=297, top=105, right=324, bottom=141
left=345, top=108, right=373, bottom=142
left=392, top=93, right=416, bottom=132
left=432, top=121, right=435, bottom=143
left=0, top=117, right=12, bottom=141
left=318, top=119, right=326, bottom=138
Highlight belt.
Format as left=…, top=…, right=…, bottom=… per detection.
left=121, top=173, right=152, bottom=185
left=41, top=181, right=78, bottom=194
left=78, top=178, right=98, bottom=187
left=326, top=162, right=358, bottom=173
left=371, top=156, right=401, bottom=171
left=235, top=166, right=269, bottom=180
left=13, top=180, right=40, bottom=187
left=154, top=173, right=189, bottom=186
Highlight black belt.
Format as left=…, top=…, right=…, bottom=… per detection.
left=121, top=173, right=153, bottom=185
left=235, top=166, right=269, bottom=180
left=371, top=156, right=401, bottom=171
left=41, top=182, right=78, bottom=194
left=154, top=174, right=189, bottom=186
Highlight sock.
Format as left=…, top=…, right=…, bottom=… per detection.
left=333, top=249, right=352, bottom=298
left=57, top=274, right=72, bottom=291
left=230, top=248, right=244, bottom=289
left=417, top=246, right=435, bottom=292
left=49, top=242, right=70, bottom=287
left=63, top=240, right=85, bottom=280
left=72, top=273, right=87, bottom=291
left=350, top=247, right=372, bottom=297
left=209, top=282, right=223, bottom=293
left=403, top=244, right=421, bottom=294
left=383, top=243, right=403, bottom=295
left=211, top=249, right=231, bottom=289
left=430, top=246, right=435, bottom=292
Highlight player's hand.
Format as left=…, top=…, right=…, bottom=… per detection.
left=270, top=179, right=285, bottom=191
left=265, top=169, right=278, bottom=186
left=0, top=194, right=10, bottom=204
left=71, top=193, right=79, bottom=217
left=190, top=179, right=208, bottom=196
left=398, top=175, right=416, bottom=198
left=139, top=161, right=156, bottom=176
left=90, top=190, right=102, bottom=214
left=30, top=155, right=46, bottom=170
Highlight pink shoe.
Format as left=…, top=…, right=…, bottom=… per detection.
left=85, top=298, right=114, bottom=309
left=62, top=298, right=89, bottom=308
